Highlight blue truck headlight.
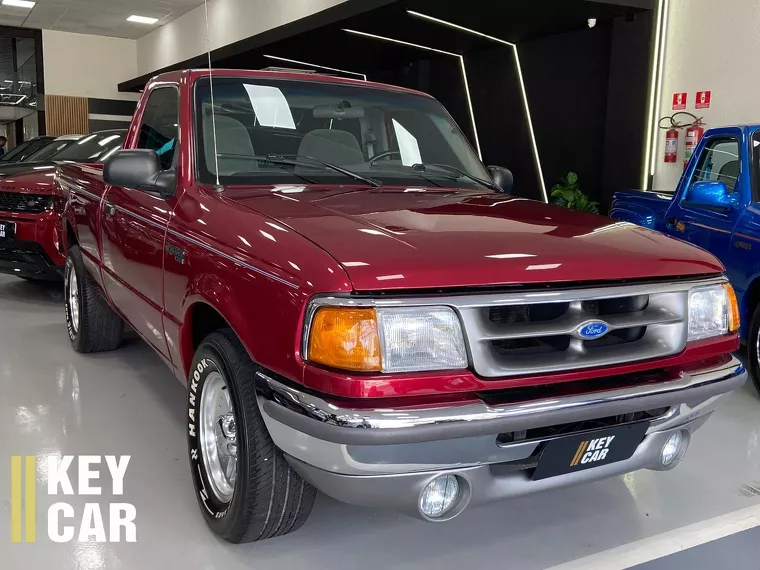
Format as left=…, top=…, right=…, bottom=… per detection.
left=377, top=306, right=468, bottom=373
left=688, top=283, right=739, bottom=341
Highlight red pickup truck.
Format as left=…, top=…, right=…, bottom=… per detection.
left=58, top=69, right=746, bottom=543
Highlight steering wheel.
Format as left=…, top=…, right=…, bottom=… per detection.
left=369, top=150, right=402, bottom=165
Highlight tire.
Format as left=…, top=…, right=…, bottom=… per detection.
left=65, top=245, right=124, bottom=353
left=187, top=329, right=316, bottom=543
left=749, top=304, right=760, bottom=394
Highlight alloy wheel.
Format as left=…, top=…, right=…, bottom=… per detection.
left=199, top=370, right=238, bottom=503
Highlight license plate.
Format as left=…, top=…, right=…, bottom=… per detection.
left=532, top=422, right=650, bottom=481
left=0, top=221, right=15, bottom=239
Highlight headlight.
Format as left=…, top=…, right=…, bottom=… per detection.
left=688, top=283, right=739, bottom=341
left=306, top=305, right=467, bottom=373
left=15, top=195, right=53, bottom=212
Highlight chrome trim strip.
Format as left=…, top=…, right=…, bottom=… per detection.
left=165, top=226, right=299, bottom=290
left=256, top=355, right=745, bottom=436
left=111, top=203, right=166, bottom=232
left=59, top=178, right=101, bottom=203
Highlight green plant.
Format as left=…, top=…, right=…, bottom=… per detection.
left=550, top=172, right=600, bottom=214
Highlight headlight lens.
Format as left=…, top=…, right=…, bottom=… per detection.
left=377, top=307, right=467, bottom=373
left=307, top=305, right=467, bottom=373
left=308, top=307, right=381, bottom=372
left=688, top=283, right=739, bottom=341
left=15, top=195, right=53, bottom=212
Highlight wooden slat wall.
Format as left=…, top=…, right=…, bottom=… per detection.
left=45, top=95, right=89, bottom=136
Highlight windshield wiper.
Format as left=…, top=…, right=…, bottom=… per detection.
left=275, top=154, right=382, bottom=187
left=412, top=163, right=501, bottom=192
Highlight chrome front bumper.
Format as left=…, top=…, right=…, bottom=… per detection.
left=255, top=356, right=746, bottom=517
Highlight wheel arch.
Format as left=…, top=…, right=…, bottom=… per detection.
left=741, top=275, right=760, bottom=339
left=178, top=290, right=264, bottom=382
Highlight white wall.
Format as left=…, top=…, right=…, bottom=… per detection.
left=136, top=0, right=349, bottom=76
left=42, top=30, right=140, bottom=102
left=653, top=0, right=760, bottom=191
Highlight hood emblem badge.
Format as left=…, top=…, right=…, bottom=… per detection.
left=577, top=321, right=610, bottom=340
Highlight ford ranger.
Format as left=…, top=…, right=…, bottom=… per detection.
left=611, top=125, right=760, bottom=392
left=58, top=69, right=745, bottom=543
left=0, top=130, right=124, bottom=280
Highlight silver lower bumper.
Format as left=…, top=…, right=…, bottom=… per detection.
left=256, top=356, right=745, bottom=516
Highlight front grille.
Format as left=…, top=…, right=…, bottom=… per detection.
left=0, top=238, right=46, bottom=255
left=456, top=282, right=692, bottom=378
left=496, top=408, right=670, bottom=446
left=0, top=192, right=52, bottom=213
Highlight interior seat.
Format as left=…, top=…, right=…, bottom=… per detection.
left=203, top=113, right=257, bottom=175
left=717, top=160, right=739, bottom=190
left=296, top=129, right=364, bottom=164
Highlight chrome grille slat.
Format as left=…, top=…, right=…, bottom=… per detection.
left=471, top=305, right=682, bottom=341
left=453, top=282, right=699, bottom=378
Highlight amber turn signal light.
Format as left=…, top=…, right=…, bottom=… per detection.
left=724, top=282, right=740, bottom=333
left=308, top=307, right=382, bottom=372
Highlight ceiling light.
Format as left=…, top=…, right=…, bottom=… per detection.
left=2, top=0, right=35, bottom=8
left=127, top=15, right=158, bottom=24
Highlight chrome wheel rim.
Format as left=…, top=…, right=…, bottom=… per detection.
left=199, top=371, right=237, bottom=503
left=67, top=265, right=80, bottom=334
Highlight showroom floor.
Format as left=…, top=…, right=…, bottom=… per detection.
left=1, top=273, right=759, bottom=569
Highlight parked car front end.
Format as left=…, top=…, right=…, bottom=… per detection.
left=0, top=168, right=65, bottom=280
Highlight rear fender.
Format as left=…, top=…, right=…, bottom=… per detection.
left=609, top=190, right=674, bottom=230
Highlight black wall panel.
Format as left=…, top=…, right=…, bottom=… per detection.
left=464, top=44, right=540, bottom=200
left=601, top=12, right=653, bottom=205
left=520, top=22, right=614, bottom=206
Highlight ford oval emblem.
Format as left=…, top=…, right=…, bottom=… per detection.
left=578, top=321, right=610, bottom=340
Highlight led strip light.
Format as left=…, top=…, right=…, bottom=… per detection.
left=643, top=0, right=670, bottom=189
left=343, top=28, right=482, bottom=160
left=263, top=54, right=367, bottom=81
left=407, top=10, right=548, bottom=202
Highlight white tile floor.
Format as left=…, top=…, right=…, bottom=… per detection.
left=1, top=273, right=759, bottom=569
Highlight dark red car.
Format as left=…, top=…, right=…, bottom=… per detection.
left=0, top=130, right=124, bottom=279
left=58, top=69, right=745, bottom=543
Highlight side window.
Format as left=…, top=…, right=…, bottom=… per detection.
left=137, top=88, right=179, bottom=170
left=690, top=138, right=740, bottom=192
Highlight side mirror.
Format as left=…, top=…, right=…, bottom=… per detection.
left=487, top=165, right=513, bottom=194
left=104, top=149, right=176, bottom=198
left=685, top=180, right=738, bottom=211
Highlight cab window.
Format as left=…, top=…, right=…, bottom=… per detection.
left=137, top=87, right=179, bottom=170
left=690, top=138, right=740, bottom=192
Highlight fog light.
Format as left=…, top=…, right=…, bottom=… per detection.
left=419, top=475, right=460, bottom=519
left=661, top=432, right=683, bottom=466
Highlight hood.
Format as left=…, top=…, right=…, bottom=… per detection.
left=223, top=185, right=723, bottom=291
left=0, top=168, right=57, bottom=194
left=0, top=160, right=56, bottom=178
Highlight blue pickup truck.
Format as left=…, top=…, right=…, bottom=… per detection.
left=610, top=125, right=760, bottom=391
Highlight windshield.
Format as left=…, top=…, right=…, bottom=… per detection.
left=1, top=139, right=33, bottom=162
left=194, top=77, right=490, bottom=188
left=27, top=139, right=78, bottom=161
left=44, top=132, right=125, bottom=163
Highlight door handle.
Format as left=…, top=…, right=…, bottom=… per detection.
left=665, top=217, right=677, bottom=227
left=105, top=204, right=116, bottom=216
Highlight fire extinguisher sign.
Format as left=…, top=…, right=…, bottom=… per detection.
left=695, top=91, right=711, bottom=109
left=672, top=93, right=687, bottom=111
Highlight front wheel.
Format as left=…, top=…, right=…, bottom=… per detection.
left=748, top=304, right=760, bottom=394
left=187, top=329, right=316, bottom=543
